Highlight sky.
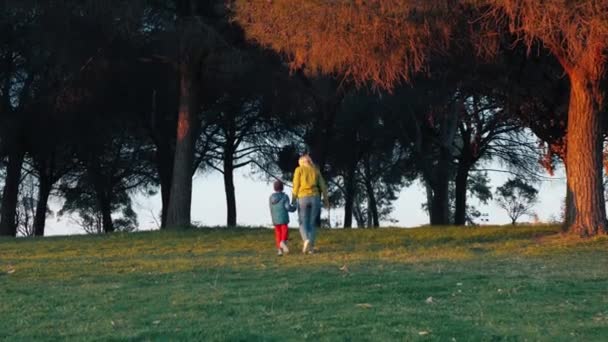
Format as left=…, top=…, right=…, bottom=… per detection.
left=44, top=163, right=567, bottom=236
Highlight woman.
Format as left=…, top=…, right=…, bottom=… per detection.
left=291, top=154, right=329, bottom=254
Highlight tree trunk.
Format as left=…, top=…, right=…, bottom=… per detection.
left=429, top=180, right=450, bottom=225
left=310, top=98, right=340, bottom=170
left=223, top=152, right=237, bottom=227
left=564, top=71, right=606, bottom=236
left=157, top=143, right=174, bottom=229
left=353, top=201, right=366, bottom=228
left=33, top=176, right=52, bottom=236
left=310, top=96, right=341, bottom=229
left=160, top=169, right=172, bottom=229
left=365, top=178, right=379, bottom=228
left=342, top=165, right=356, bottom=228
left=100, top=197, right=114, bottom=233
left=362, top=159, right=379, bottom=227
left=420, top=105, right=457, bottom=226
left=166, top=60, right=199, bottom=229
left=429, top=150, right=451, bottom=225
left=454, top=161, right=470, bottom=226
left=0, top=149, right=25, bottom=236
left=563, top=180, right=575, bottom=230
left=89, top=163, right=114, bottom=234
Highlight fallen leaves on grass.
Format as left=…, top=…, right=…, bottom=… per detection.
left=418, top=330, right=430, bottom=335
left=425, top=296, right=434, bottom=304
left=356, top=303, right=373, bottom=309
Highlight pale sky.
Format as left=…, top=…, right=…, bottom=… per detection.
left=44, top=163, right=567, bottom=236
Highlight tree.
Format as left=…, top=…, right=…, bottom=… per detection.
left=165, top=0, right=206, bottom=228
left=58, top=128, right=155, bottom=234
left=15, top=172, right=37, bottom=237
left=203, top=95, right=273, bottom=226
left=481, top=0, right=608, bottom=235
left=130, top=42, right=179, bottom=229
left=197, top=44, right=295, bottom=227
left=0, top=0, right=147, bottom=236
left=0, top=2, right=34, bottom=236
left=56, top=57, right=158, bottom=235
left=165, top=0, right=250, bottom=228
left=495, top=178, right=538, bottom=225
left=59, top=183, right=139, bottom=235
left=381, top=80, right=460, bottom=225
left=327, top=91, right=410, bottom=227
left=451, top=171, right=493, bottom=225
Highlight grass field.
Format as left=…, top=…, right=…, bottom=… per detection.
left=1, top=225, right=607, bottom=341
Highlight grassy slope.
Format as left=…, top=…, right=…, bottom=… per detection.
left=1, top=225, right=607, bottom=341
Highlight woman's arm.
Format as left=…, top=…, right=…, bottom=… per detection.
left=291, top=167, right=301, bottom=201
left=317, top=170, right=329, bottom=207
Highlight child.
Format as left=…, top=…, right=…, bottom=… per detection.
left=269, top=180, right=296, bottom=256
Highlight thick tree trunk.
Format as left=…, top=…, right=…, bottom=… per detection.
left=454, top=162, right=470, bottom=226
left=342, top=165, right=356, bottom=228
left=166, top=61, right=199, bottom=229
left=564, top=71, right=606, bottom=236
left=33, top=177, right=52, bottom=236
left=429, top=150, right=451, bottom=225
left=0, top=149, right=25, bottom=236
left=421, top=105, right=457, bottom=226
left=429, top=180, right=450, bottom=225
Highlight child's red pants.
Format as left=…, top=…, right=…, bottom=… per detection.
left=274, top=224, right=288, bottom=248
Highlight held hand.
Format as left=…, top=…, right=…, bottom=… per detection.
left=323, top=198, right=330, bottom=208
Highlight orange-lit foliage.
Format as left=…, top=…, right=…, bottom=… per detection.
left=234, top=0, right=608, bottom=91
left=232, top=0, right=455, bottom=89
left=482, top=0, right=608, bottom=94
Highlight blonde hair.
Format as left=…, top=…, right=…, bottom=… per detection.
left=298, top=154, right=314, bottom=167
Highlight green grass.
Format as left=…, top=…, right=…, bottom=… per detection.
left=1, top=225, right=607, bottom=341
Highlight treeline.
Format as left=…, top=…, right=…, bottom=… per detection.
left=0, top=1, right=600, bottom=237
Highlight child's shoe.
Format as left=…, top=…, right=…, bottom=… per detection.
left=280, top=241, right=289, bottom=253
left=277, top=249, right=283, bottom=256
